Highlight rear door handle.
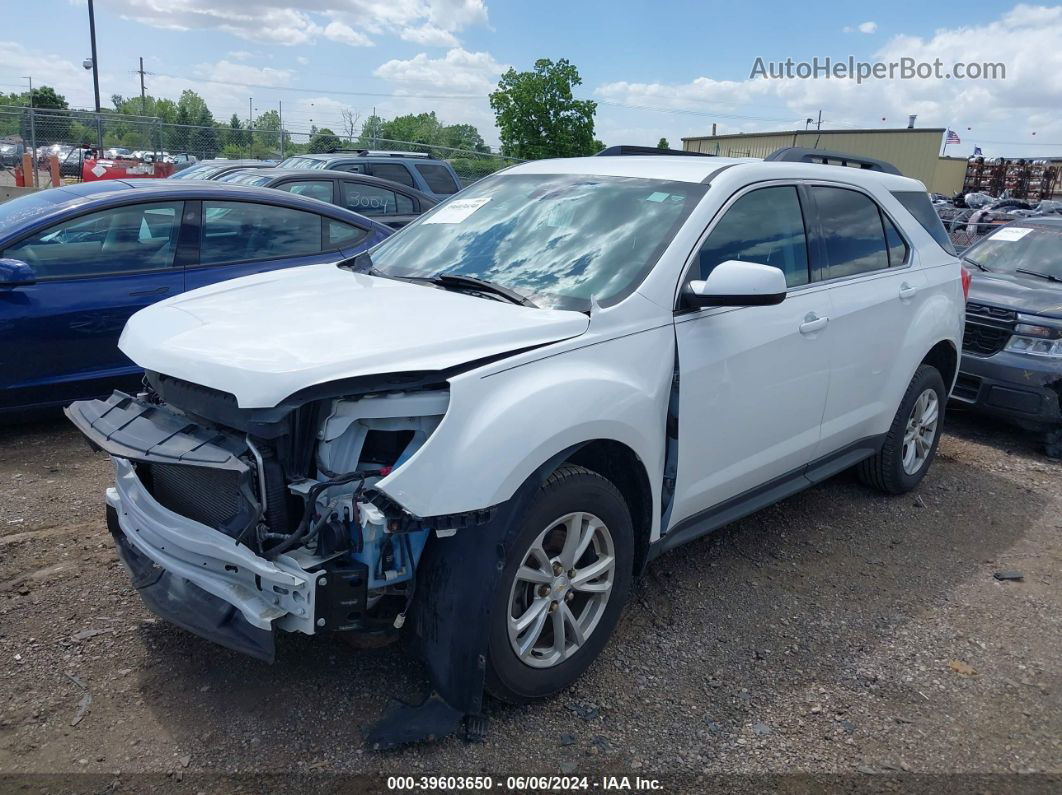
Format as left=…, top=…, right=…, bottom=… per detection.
left=898, top=282, right=918, bottom=300
left=799, top=313, right=829, bottom=334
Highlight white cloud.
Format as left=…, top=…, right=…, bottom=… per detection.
left=401, top=24, right=460, bottom=47
left=843, top=21, right=878, bottom=34
left=296, top=56, right=310, bottom=66
left=322, top=20, right=373, bottom=47
left=375, top=47, right=507, bottom=94
left=597, top=4, right=1062, bottom=156
left=98, top=0, right=488, bottom=48
left=227, top=50, right=254, bottom=61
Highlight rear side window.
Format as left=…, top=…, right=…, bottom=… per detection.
left=812, top=187, right=889, bottom=278
left=415, top=164, right=459, bottom=195
left=883, top=214, right=909, bottom=267
left=369, top=163, right=415, bottom=188
left=199, top=201, right=322, bottom=265
left=276, top=180, right=333, bottom=203
left=340, top=182, right=414, bottom=216
left=4, top=202, right=184, bottom=279
left=697, top=185, right=809, bottom=287
left=891, top=190, right=956, bottom=254
left=325, top=220, right=368, bottom=250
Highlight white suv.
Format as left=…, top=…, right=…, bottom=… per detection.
left=67, top=146, right=965, bottom=745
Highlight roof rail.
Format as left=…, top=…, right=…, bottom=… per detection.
left=765, top=147, right=901, bottom=175
left=595, top=145, right=714, bottom=158
left=324, top=148, right=432, bottom=158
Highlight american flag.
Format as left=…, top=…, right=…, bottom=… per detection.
left=945, top=129, right=961, bottom=144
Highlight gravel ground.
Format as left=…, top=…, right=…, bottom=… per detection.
left=0, top=408, right=1059, bottom=791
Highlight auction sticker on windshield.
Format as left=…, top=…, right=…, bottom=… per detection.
left=991, top=226, right=1033, bottom=242
left=425, top=197, right=491, bottom=224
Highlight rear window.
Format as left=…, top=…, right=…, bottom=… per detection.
left=416, top=163, right=459, bottom=195
left=891, top=190, right=955, bottom=255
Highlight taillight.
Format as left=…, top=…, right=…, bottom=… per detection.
left=960, top=266, right=971, bottom=300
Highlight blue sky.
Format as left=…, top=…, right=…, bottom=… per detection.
left=3, top=1, right=1060, bottom=156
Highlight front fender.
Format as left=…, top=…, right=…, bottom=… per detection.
left=377, top=326, right=674, bottom=537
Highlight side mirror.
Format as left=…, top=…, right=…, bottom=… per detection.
left=684, top=259, right=787, bottom=308
left=0, top=258, right=36, bottom=288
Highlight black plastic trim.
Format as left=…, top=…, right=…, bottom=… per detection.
left=649, top=435, right=885, bottom=559
left=766, top=147, right=901, bottom=176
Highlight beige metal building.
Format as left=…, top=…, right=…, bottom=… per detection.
left=682, top=128, right=966, bottom=195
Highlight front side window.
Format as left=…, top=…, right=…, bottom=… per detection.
left=696, top=186, right=809, bottom=287
left=813, top=186, right=890, bottom=278
left=340, top=182, right=414, bottom=216
left=3, top=202, right=184, bottom=279
left=416, top=164, right=459, bottom=195
left=369, top=163, right=415, bottom=187
left=199, top=201, right=322, bottom=265
left=276, top=180, right=333, bottom=203
left=367, top=173, right=706, bottom=310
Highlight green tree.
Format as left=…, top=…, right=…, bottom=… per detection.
left=358, top=114, right=386, bottom=148
left=225, top=113, right=249, bottom=151
left=379, top=112, right=445, bottom=149
left=308, top=127, right=342, bottom=153
left=443, top=123, right=489, bottom=153
left=250, top=109, right=281, bottom=157
left=489, top=58, right=597, bottom=159
left=657, top=137, right=670, bottom=149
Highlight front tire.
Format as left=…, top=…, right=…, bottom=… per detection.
left=857, top=364, right=946, bottom=494
left=485, top=464, right=633, bottom=704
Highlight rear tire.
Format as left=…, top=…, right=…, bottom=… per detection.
left=857, top=364, right=946, bottom=494
left=485, top=464, right=633, bottom=704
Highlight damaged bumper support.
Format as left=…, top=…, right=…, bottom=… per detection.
left=106, top=458, right=322, bottom=659
left=66, top=394, right=324, bottom=660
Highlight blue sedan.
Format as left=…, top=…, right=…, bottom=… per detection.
left=0, top=179, right=392, bottom=413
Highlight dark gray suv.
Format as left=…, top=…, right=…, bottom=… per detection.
left=953, top=218, right=1062, bottom=457
left=276, top=150, right=463, bottom=200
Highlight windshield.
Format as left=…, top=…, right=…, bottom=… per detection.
left=278, top=156, right=323, bottom=169
left=170, top=164, right=221, bottom=180
left=966, top=224, right=1062, bottom=280
left=366, top=173, right=706, bottom=310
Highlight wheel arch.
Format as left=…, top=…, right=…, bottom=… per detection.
left=921, top=339, right=959, bottom=392
left=561, top=439, right=654, bottom=577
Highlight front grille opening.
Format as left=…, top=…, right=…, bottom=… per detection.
left=963, top=323, right=1011, bottom=356
left=953, top=374, right=982, bottom=401
left=136, top=462, right=244, bottom=532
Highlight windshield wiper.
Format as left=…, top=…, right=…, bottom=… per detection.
left=430, top=273, right=538, bottom=308
left=1015, top=268, right=1061, bottom=283
left=962, top=255, right=989, bottom=272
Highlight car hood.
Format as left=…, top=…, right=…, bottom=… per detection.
left=968, top=270, right=1062, bottom=320
left=119, top=262, right=590, bottom=408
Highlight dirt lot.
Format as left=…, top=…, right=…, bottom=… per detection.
left=0, top=408, right=1059, bottom=791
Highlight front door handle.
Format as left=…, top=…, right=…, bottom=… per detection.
left=799, top=313, right=829, bottom=335
left=898, top=282, right=918, bottom=300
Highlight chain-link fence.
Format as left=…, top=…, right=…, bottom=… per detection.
left=0, top=105, right=522, bottom=188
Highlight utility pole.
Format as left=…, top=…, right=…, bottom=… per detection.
left=86, top=0, right=103, bottom=151
left=278, top=101, right=284, bottom=158
left=24, top=76, right=37, bottom=187
left=137, top=57, right=147, bottom=115
left=816, top=109, right=822, bottom=131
